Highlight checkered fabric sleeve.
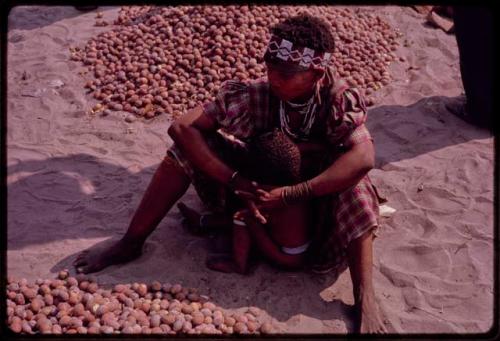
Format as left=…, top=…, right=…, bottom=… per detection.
left=202, top=80, right=256, bottom=140
left=326, top=87, right=372, bottom=148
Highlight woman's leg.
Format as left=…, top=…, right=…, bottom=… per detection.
left=232, top=223, right=252, bottom=272
left=347, top=230, right=387, bottom=334
left=334, top=176, right=386, bottom=333
left=73, top=155, right=191, bottom=273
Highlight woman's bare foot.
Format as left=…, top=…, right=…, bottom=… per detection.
left=206, top=255, right=246, bottom=274
left=354, top=291, right=387, bottom=334
left=73, top=239, right=143, bottom=274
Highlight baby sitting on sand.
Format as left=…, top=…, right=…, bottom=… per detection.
left=179, top=129, right=312, bottom=274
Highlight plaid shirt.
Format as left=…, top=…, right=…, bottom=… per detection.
left=203, top=66, right=372, bottom=149
left=168, top=67, right=379, bottom=274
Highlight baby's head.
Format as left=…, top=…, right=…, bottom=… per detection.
left=246, top=129, right=301, bottom=186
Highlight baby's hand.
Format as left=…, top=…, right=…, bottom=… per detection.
left=233, top=208, right=269, bottom=226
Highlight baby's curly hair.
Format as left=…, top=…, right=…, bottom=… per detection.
left=270, top=12, right=336, bottom=53
left=244, top=129, right=301, bottom=187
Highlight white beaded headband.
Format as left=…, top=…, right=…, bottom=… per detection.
left=264, top=35, right=332, bottom=68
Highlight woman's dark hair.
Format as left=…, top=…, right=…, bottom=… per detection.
left=270, top=12, right=336, bottom=53
left=245, top=129, right=301, bottom=186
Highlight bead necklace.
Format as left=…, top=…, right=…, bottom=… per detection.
left=279, top=93, right=317, bottom=141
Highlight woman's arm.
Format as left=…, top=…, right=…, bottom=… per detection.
left=253, top=140, right=374, bottom=210
left=309, top=139, right=375, bottom=197
left=168, top=105, right=236, bottom=185
left=169, top=106, right=267, bottom=223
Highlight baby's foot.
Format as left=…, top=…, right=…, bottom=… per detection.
left=206, top=255, right=246, bottom=274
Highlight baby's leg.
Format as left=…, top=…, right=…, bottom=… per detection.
left=232, top=219, right=252, bottom=272
left=205, top=218, right=252, bottom=274
left=245, top=216, right=305, bottom=270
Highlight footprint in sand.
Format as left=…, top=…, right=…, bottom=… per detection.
left=58, top=87, right=79, bottom=103
left=422, top=36, right=441, bottom=49
left=410, top=186, right=472, bottom=213
left=42, top=72, right=70, bottom=85
left=42, top=22, right=70, bottom=42
left=401, top=286, right=425, bottom=310
left=379, top=260, right=417, bottom=289
left=8, top=32, right=25, bottom=43
left=453, top=155, right=492, bottom=185
left=391, top=211, right=438, bottom=238
left=51, top=36, right=67, bottom=46
left=385, top=243, right=452, bottom=277
left=380, top=240, right=481, bottom=289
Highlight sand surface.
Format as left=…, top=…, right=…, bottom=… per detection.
left=6, top=5, right=495, bottom=334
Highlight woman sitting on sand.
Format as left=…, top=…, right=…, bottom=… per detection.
left=74, top=12, right=386, bottom=333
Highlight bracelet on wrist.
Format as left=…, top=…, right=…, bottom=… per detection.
left=227, top=171, right=239, bottom=189
left=281, top=180, right=313, bottom=205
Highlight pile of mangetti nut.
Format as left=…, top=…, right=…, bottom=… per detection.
left=70, top=5, right=402, bottom=119
left=6, top=271, right=273, bottom=335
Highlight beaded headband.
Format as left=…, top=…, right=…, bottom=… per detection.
left=263, top=35, right=332, bottom=69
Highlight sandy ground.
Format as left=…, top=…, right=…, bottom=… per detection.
left=6, top=5, right=495, bottom=334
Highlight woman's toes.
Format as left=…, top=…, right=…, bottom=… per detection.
left=73, top=254, right=87, bottom=265
left=73, top=258, right=86, bottom=267
left=76, top=265, right=88, bottom=274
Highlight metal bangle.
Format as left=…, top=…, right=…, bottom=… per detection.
left=281, top=186, right=291, bottom=206
left=227, top=171, right=239, bottom=188
left=282, top=181, right=313, bottom=205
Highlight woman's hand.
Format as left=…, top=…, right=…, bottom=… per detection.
left=235, top=185, right=287, bottom=213
left=230, top=174, right=269, bottom=224
left=231, top=173, right=260, bottom=201
left=254, top=187, right=287, bottom=211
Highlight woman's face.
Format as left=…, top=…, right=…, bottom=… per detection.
left=266, top=62, right=323, bottom=102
